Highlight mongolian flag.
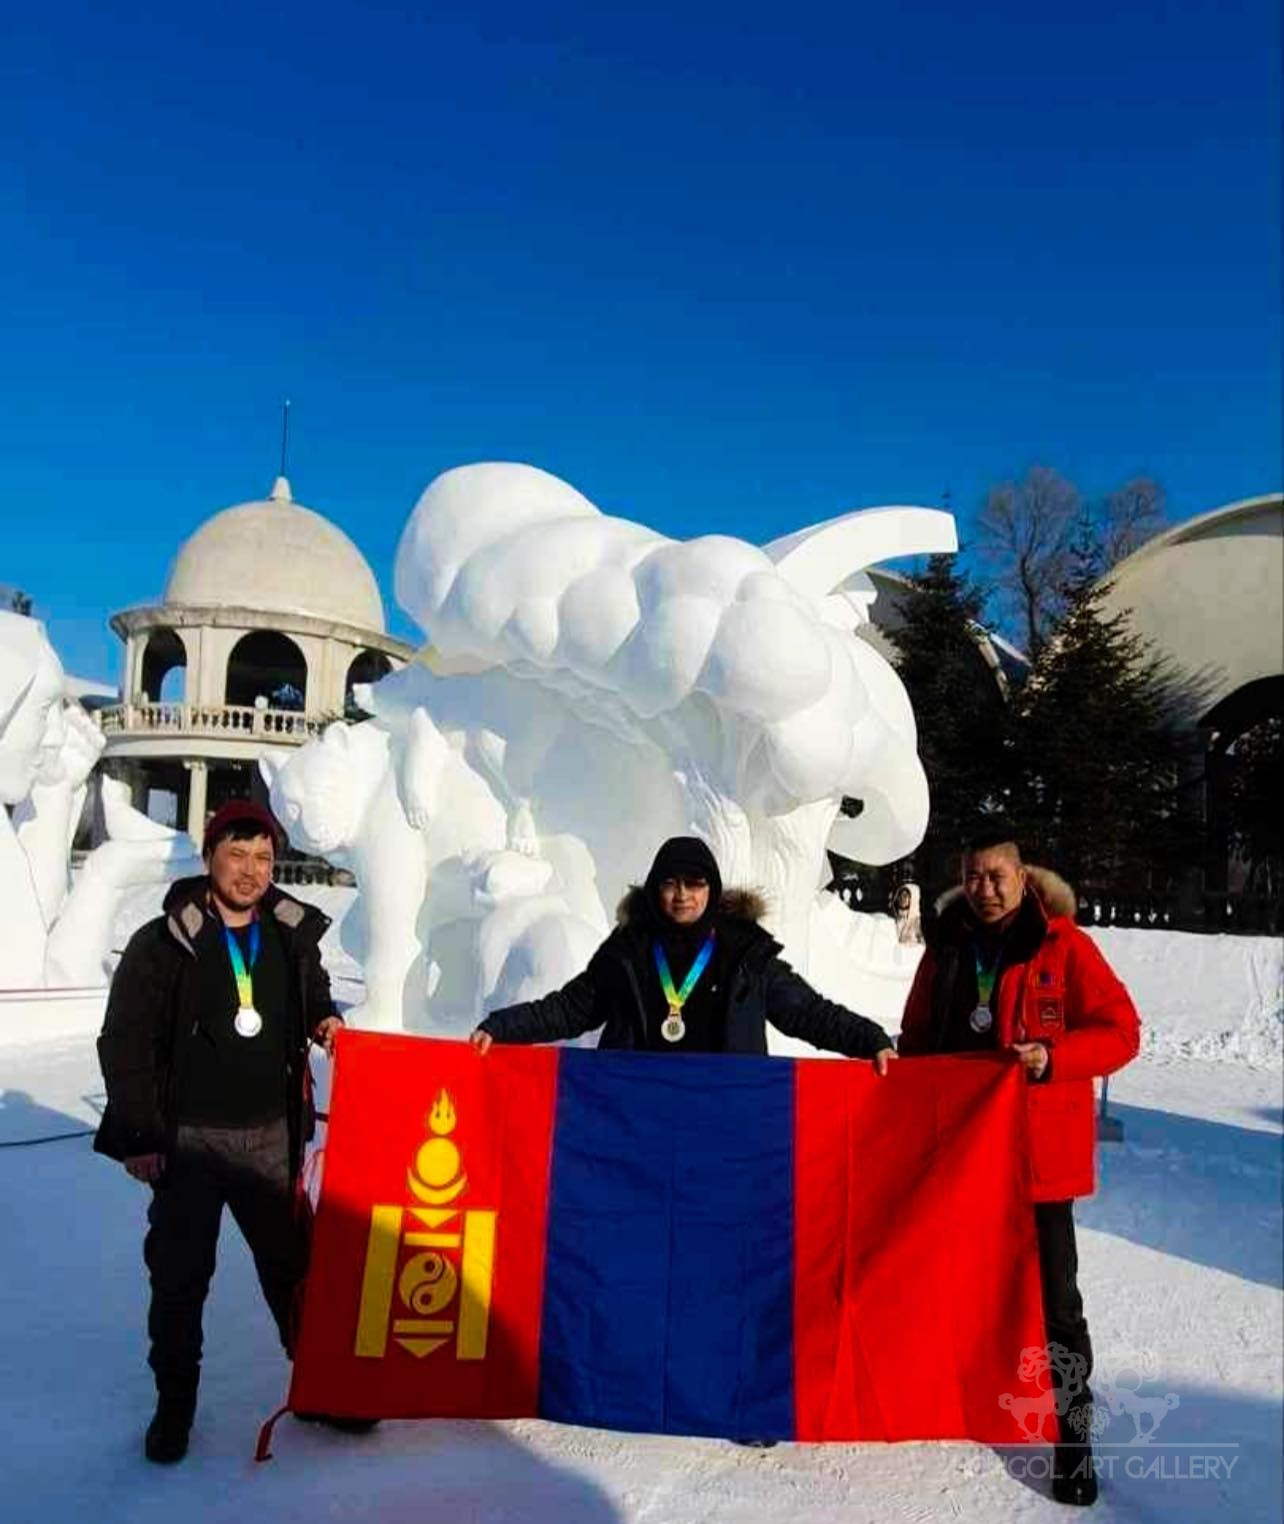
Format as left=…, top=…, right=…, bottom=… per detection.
left=271, top=1031, right=1048, bottom=1449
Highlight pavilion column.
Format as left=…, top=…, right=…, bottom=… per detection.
left=125, top=635, right=146, bottom=704
left=185, top=759, right=209, bottom=845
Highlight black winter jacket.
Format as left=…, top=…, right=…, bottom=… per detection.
left=93, top=877, right=336, bottom=1176
left=478, top=888, right=893, bottom=1058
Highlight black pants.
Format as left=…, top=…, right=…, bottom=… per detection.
left=145, top=1118, right=306, bottom=1399
left=1034, top=1199, right=1093, bottom=1444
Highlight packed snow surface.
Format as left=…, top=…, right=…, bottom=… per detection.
left=2, top=927, right=1279, bottom=1522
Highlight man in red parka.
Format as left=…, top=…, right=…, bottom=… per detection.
left=898, top=827, right=1139, bottom=1508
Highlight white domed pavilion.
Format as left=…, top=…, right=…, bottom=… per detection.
left=164, top=476, right=385, bottom=631
left=100, top=476, right=412, bottom=844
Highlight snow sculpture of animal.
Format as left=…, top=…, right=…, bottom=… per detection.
left=378, top=462, right=951, bottom=1026
left=264, top=714, right=605, bottom=1033
left=262, top=719, right=474, bottom=1030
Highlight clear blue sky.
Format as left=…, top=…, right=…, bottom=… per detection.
left=4, top=0, right=1280, bottom=681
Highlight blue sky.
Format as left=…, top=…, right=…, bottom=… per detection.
left=4, top=0, right=1280, bottom=680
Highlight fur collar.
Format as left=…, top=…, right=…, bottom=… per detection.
left=616, top=884, right=770, bottom=927
left=934, top=864, right=1077, bottom=923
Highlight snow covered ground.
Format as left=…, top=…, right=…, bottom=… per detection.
left=2, top=930, right=1280, bottom=1523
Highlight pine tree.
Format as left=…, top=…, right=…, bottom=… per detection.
left=1011, top=530, right=1198, bottom=895
left=889, top=553, right=1012, bottom=892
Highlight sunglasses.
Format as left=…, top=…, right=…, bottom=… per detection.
left=658, top=875, right=709, bottom=892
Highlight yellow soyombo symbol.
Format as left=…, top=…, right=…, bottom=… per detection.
left=354, top=1089, right=497, bottom=1361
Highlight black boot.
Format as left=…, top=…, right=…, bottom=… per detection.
left=144, top=1390, right=196, bottom=1464
left=1052, top=1443, right=1098, bottom=1507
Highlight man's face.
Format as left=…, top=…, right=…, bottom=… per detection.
left=657, top=874, right=710, bottom=925
left=962, top=846, right=1026, bottom=925
left=206, top=832, right=275, bottom=912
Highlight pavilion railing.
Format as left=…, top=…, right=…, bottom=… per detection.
left=97, top=702, right=325, bottom=741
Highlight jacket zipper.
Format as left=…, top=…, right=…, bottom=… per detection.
left=621, top=959, right=651, bottom=1048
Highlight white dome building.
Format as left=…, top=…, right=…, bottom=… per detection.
left=100, top=476, right=412, bottom=847
left=164, top=476, right=385, bottom=631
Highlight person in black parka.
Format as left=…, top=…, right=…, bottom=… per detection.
left=471, top=837, right=895, bottom=1067
left=94, top=800, right=357, bottom=1464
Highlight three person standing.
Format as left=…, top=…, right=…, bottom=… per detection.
left=97, top=808, right=1137, bottom=1502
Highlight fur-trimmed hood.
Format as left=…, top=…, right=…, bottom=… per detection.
left=616, top=884, right=770, bottom=927
left=934, top=865, right=1077, bottom=923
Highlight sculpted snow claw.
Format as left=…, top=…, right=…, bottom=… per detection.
left=401, top=705, right=450, bottom=829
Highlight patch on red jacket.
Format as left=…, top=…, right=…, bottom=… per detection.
left=1037, top=998, right=1064, bottom=1027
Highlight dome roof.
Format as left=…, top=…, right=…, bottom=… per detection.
left=163, top=477, right=385, bottom=632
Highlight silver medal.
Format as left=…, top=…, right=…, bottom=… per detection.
left=969, top=1004, right=993, bottom=1034
left=234, top=1005, right=263, bottom=1039
left=661, top=1010, right=686, bottom=1043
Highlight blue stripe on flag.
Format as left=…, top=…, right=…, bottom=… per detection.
left=539, top=1048, right=795, bottom=1439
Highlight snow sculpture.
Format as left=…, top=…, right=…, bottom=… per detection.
left=263, top=721, right=434, bottom=1030
left=358, top=661, right=680, bottom=933
left=1, top=613, right=69, bottom=987
left=1, top=611, right=201, bottom=990
left=412, top=847, right=603, bottom=1039
left=388, top=463, right=953, bottom=1027
left=263, top=714, right=603, bottom=1032
left=266, top=463, right=953, bottom=1034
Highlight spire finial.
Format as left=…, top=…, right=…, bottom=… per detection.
left=279, top=397, right=291, bottom=475
left=269, top=398, right=293, bottom=504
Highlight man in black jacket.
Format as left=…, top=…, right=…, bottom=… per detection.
left=95, top=800, right=341, bottom=1464
left=472, top=836, right=895, bottom=1066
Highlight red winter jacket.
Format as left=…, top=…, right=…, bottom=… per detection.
left=898, top=868, right=1140, bottom=1202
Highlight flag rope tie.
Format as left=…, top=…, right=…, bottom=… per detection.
left=254, top=1404, right=290, bottom=1462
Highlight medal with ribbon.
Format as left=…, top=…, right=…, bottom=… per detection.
left=971, top=948, right=998, bottom=1034
left=653, top=932, right=716, bottom=1043
left=224, top=920, right=263, bottom=1039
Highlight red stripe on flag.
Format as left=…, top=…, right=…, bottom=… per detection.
left=794, top=1055, right=1047, bottom=1443
left=289, top=1032, right=558, bottom=1420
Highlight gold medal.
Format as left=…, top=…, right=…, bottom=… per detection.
left=661, top=1007, right=687, bottom=1043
